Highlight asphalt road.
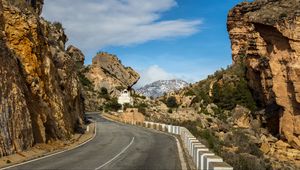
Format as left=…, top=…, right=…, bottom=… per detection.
left=7, top=113, right=182, bottom=170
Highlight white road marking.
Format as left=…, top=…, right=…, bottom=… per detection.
left=174, top=136, right=188, bottom=170
left=95, top=137, right=135, bottom=170
left=1, top=122, right=97, bottom=170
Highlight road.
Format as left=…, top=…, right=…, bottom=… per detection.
left=6, top=113, right=182, bottom=170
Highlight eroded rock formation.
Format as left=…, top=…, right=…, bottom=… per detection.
left=83, top=52, right=140, bottom=111
left=86, top=52, right=140, bottom=93
left=0, top=0, right=84, bottom=156
left=227, top=0, right=300, bottom=148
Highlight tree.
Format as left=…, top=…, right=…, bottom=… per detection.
left=99, top=87, right=110, bottom=100
left=104, top=98, right=122, bottom=111
left=166, top=96, right=178, bottom=108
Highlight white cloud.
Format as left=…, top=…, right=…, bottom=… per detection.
left=135, top=65, right=176, bottom=88
left=42, top=0, right=201, bottom=52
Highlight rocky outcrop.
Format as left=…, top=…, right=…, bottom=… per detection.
left=227, top=0, right=300, bottom=148
left=0, top=0, right=84, bottom=157
left=83, top=52, right=140, bottom=111
left=67, top=45, right=85, bottom=70
left=86, top=52, right=140, bottom=93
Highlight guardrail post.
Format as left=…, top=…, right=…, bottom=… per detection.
left=129, top=120, right=233, bottom=170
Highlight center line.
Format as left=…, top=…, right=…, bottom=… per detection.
left=95, top=137, right=135, bottom=170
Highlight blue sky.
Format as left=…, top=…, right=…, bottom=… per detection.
left=42, top=0, right=246, bottom=87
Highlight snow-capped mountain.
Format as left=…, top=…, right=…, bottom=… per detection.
left=136, top=79, right=189, bottom=98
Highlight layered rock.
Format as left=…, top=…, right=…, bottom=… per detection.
left=86, top=52, right=140, bottom=93
left=227, top=0, right=300, bottom=148
left=83, top=52, right=140, bottom=111
left=0, top=0, right=84, bottom=156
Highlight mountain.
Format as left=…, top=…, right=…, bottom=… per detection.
left=136, top=79, right=189, bottom=98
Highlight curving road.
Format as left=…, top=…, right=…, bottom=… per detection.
left=6, top=113, right=182, bottom=170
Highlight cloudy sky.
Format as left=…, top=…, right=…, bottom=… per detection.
left=42, top=0, right=245, bottom=87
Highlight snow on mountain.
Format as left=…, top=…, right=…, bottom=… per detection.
left=136, top=79, right=189, bottom=98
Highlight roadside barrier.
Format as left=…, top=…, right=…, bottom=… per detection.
left=127, top=121, right=233, bottom=170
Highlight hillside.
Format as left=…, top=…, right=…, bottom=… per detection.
left=139, top=0, right=300, bottom=169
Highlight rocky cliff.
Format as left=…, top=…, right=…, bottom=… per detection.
left=82, top=52, right=140, bottom=111
left=0, top=0, right=85, bottom=157
left=228, top=0, right=300, bottom=149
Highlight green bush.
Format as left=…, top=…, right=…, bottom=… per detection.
left=212, top=77, right=257, bottom=111
left=104, top=98, right=122, bottom=111
left=79, top=73, right=92, bottom=87
left=123, top=103, right=133, bottom=110
left=134, top=102, right=148, bottom=114
left=115, top=86, right=125, bottom=91
left=131, top=93, right=146, bottom=99
left=99, top=87, right=110, bottom=100
left=168, top=108, right=173, bottom=113
left=166, top=96, right=179, bottom=108
left=53, top=21, right=64, bottom=31
left=184, top=89, right=195, bottom=96
left=199, top=129, right=223, bottom=154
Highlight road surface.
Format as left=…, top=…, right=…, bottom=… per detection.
left=6, top=113, right=182, bottom=170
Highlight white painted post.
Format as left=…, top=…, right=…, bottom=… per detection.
left=188, top=139, right=199, bottom=155
left=167, top=125, right=172, bottom=133
left=204, top=155, right=223, bottom=170
left=197, top=150, right=215, bottom=170
left=186, top=137, right=197, bottom=152
left=191, top=142, right=205, bottom=157
left=193, top=147, right=209, bottom=164
left=209, top=162, right=233, bottom=170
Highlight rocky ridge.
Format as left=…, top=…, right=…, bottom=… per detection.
left=0, top=0, right=85, bottom=157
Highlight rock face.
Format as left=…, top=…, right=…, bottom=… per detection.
left=227, top=0, right=300, bottom=147
left=137, top=79, right=189, bottom=98
left=0, top=0, right=84, bottom=157
left=83, top=52, right=140, bottom=111
left=86, top=52, right=140, bottom=92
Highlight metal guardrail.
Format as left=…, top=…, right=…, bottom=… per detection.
left=126, top=120, right=233, bottom=170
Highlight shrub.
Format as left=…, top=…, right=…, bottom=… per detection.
left=104, top=98, right=122, bottom=111
left=279, top=13, right=287, bottom=19
left=53, top=21, right=64, bottom=31
left=211, top=64, right=257, bottom=111
left=116, top=86, right=125, bottom=91
left=199, top=129, right=223, bottom=154
left=99, top=87, right=110, bottom=100
left=131, top=93, right=146, bottom=99
left=184, top=89, right=195, bottom=96
left=168, top=108, right=173, bottom=113
left=166, top=96, right=179, bottom=108
left=123, top=103, right=133, bottom=110
left=79, top=73, right=92, bottom=87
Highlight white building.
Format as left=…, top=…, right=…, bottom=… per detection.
left=118, top=90, right=133, bottom=106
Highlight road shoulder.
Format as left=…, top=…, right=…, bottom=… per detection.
left=0, top=122, right=96, bottom=169
left=101, top=113, right=191, bottom=170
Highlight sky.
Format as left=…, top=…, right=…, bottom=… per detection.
left=42, top=0, right=246, bottom=88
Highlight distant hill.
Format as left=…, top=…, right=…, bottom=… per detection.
left=136, top=79, right=189, bottom=98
